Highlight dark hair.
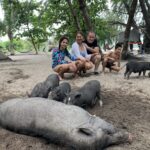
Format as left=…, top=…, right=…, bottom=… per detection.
left=76, top=31, right=85, bottom=37
left=59, top=36, right=69, bottom=49
left=115, top=43, right=122, bottom=49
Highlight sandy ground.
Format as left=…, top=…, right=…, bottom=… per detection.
left=0, top=53, right=150, bottom=150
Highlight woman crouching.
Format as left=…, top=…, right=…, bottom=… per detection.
left=71, top=31, right=94, bottom=75
left=52, top=36, right=80, bottom=80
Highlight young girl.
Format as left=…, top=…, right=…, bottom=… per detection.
left=52, top=36, right=77, bottom=80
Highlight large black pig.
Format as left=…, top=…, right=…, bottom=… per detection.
left=124, top=61, right=150, bottom=79
left=0, top=98, right=132, bottom=150
left=64, top=80, right=102, bottom=108
left=28, top=74, right=59, bottom=98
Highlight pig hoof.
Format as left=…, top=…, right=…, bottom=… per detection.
left=128, top=133, right=133, bottom=144
left=99, top=100, right=103, bottom=107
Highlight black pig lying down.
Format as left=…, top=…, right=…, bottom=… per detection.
left=124, top=61, right=150, bottom=79
left=0, top=98, right=132, bottom=150
left=28, top=74, right=59, bottom=98
left=49, top=82, right=71, bottom=102
left=65, top=80, right=102, bottom=108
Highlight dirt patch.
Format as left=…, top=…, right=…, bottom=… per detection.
left=88, top=89, right=150, bottom=150
left=0, top=54, right=150, bottom=150
left=7, top=68, right=29, bottom=83
left=0, top=90, right=150, bottom=150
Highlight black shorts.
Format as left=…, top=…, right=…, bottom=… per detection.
left=106, top=60, right=115, bottom=69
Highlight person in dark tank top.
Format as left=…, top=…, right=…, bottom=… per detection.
left=84, top=31, right=102, bottom=74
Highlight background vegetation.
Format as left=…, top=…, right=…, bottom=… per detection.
left=0, top=0, right=150, bottom=57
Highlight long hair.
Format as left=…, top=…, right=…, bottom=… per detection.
left=58, top=36, right=69, bottom=49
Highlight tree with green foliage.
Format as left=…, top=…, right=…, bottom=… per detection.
left=110, top=0, right=150, bottom=55
left=42, top=0, right=117, bottom=46
left=122, top=0, right=138, bottom=59
left=2, top=0, right=145, bottom=56
left=0, top=0, right=21, bottom=55
left=15, top=0, right=50, bottom=54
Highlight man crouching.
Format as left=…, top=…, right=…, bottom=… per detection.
left=102, top=43, right=122, bottom=73
left=84, top=31, right=102, bottom=74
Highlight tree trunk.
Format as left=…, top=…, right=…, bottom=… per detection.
left=77, top=0, right=93, bottom=31
left=27, top=23, right=38, bottom=54
left=7, top=2, right=15, bottom=55
left=66, top=0, right=81, bottom=31
left=123, top=1, right=139, bottom=30
left=139, top=0, right=150, bottom=53
left=122, top=0, right=138, bottom=59
left=7, top=28, right=15, bottom=55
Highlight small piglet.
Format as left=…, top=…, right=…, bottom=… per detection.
left=49, top=82, right=71, bottom=102
left=124, top=61, right=150, bottom=79
left=28, top=74, right=59, bottom=98
left=65, top=80, right=102, bottom=108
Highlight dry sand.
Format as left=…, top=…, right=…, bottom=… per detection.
left=0, top=53, right=150, bottom=150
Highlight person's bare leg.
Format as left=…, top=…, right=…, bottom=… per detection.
left=53, top=65, right=62, bottom=80
left=102, top=58, right=108, bottom=73
left=54, top=64, right=69, bottom=80
left=84, top=61, right=93, bottom=70
left=93, top=55, right=101, bottom=74
left=68, top=63, right=77, bottom=78
left=75, top=60, right=85, bottom=75
left=57, top=67, right=65, bottom=80
left=111, top=66, right=121, bottom=72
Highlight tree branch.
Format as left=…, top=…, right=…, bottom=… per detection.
left=108, top=21, right=127, bottom=27
left=123, top=1, right=138, bottom=30
left=108, top=20, right=140, bottom=30
left=139, top=0, right=150, bottom=26
left=66, top=0, right=81, bottom=31
left=77, top=0, right=93, bottom=31
left=145, top=0, right=150, bottom=10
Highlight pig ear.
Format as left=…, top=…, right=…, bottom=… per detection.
left=75, top=93, right=81, bottom=99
